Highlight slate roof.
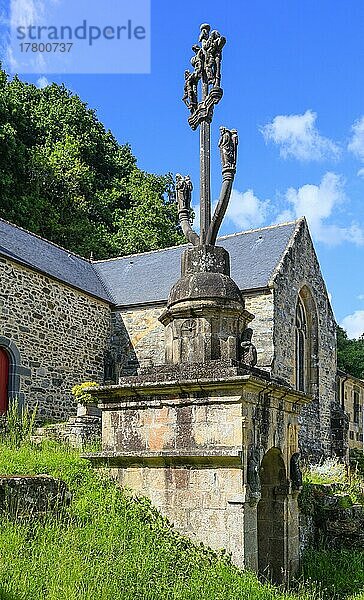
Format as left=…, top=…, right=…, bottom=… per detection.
left=93, top=220, right=300, bottom=306
left=0, top=218, right=111, bottom=302
left=0, top=217, right=301, bottom=307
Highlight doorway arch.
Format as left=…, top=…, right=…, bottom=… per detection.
left=0, top=337, right=28, bottom=411
left=0, top=347, right=9, bottom=414
left=257, top=448, right=288, bottom=583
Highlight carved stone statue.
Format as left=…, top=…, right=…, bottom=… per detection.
left=191, top=44, right=204, bottom=82
left=247, top=447, right=261, bottom=498
left=104, top=349, right=116, bottom=383
left=182, top=70, right=198, bottom=113
left=185, top=24, right=226, bottom=131
left=204, top=29, right=226, bottom=87
left=218, top=127, right=238, bottom=170
left=181, top=24, right=237, bottom=246
left=176, top=174, right=193, bottom=212
left=290, top=452, right=303, bottom=491
left=199, top=23, right=211, bottom=45
left=240, top=328, right=257, bottom=367
left=175, top=174, right=199, bottom=246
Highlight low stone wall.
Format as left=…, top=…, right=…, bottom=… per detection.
left=0, top=475, right=71, bottom=516
left=32, top=415, right=101, bottom=449
left=299, top=483, right=364, bottom=552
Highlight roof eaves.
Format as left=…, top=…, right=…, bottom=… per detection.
left=1, top=252, right=111, bottom=304
left=337, top=369, right=364, bottom=385
left=0, top=217, right=91, bottom=264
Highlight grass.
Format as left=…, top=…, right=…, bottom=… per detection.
left=0, top=439, right=363, bottom=599
left=301, top=550, right=364, bottom=600
left=0, top=439, right=315, bottom=600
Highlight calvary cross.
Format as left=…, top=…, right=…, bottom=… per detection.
left=177, top=24, right=238, bottom=247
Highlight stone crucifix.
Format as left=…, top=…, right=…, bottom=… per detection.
left=179, top=23, right=238, bottom=246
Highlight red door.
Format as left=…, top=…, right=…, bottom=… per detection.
left=0, top=348, right=9, bottom=414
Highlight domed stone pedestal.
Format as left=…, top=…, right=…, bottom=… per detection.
left=159, top=245, right=254, bottom=364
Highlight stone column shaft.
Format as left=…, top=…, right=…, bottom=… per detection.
left=200, top=120, right=211, bottom=244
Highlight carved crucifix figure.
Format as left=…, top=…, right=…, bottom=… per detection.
left=179, top=24, right=239, bottom=247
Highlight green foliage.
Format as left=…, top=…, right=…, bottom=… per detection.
left=337, top=325, right=364, bottom=379
left=300, top=458, right=364, bottom=510
left=114, top=171, right=183, bottom=255
left=300, top=550, right=364, bottom=599
left=0, top=68, right=183, bottom=259
left=71, top=381, right=98, bottom=405
left=0, top=438, right=322, bottom=600
left=0, top=400, right=38, bottom=447
left=303, top=458, right=347, bottom=486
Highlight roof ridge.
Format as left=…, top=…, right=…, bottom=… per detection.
left=217, top=219, right=300, bottom=241
left=0, top=217, right=91, bottom=264
left=93, top=220, right=300, bottom=264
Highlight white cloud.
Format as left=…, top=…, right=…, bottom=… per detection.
left=261, top=110, right=340, bottom=161
left=36, top=76, right=50, bottom=88
left=348, top=116, right=364, bottom=162
left=358, top=294, right=364, bottom=301
left=224, top=188, right=270, bottom=231
left=358, top=168, right=364, bottom=178
left=3, top=0, right=47, bottom=73
left=341, top=311, right=364, bottom=340
left=10, top=0, right=45, bottom=29
left=0, top=8, right=9, bottom=26
left=275, top=172, right=364, bottom=245
left=192, top=189, right=269, bottom=234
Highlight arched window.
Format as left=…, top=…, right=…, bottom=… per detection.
left=295, top=298, right=307, bottom=392
left=294, top=287, right=318, bottom=395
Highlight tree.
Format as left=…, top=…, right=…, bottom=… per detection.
left=337, top=325, right=364, bottom=379
left=0, top=68, right=183, bottom=259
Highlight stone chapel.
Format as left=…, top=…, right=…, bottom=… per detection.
left=0, top=20, right=353, bottom=583
left=0, top=214, right=336, bottom=461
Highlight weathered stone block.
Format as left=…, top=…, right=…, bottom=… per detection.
left=0, top=475, right=70, bottom=516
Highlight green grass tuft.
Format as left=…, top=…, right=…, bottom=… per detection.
left=0, top=440, right=361, bottom=600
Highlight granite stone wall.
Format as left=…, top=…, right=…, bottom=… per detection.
left=96, top=376, right=304, bottom=578
left=0, top=257, right=110, bottom=420
left=244, top=291, right=274, bottom=370
left=113, top=295, right=274, bottom=375
left=271, top=220, right=336, bottom=458
left=112, top=306, right=166, bottom=375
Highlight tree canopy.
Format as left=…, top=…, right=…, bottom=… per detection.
left=337, top=325, right=364, bottom=379
left=0, top=68, right=183, bottom=259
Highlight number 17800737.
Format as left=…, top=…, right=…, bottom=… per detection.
left=19, top=42, right=73, bottom=52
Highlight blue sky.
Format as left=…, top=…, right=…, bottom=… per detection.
left=1, top=0, right=364, bottom=337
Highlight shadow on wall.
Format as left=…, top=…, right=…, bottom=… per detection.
left=104, top=312, right=140, bottom=384
left=257, top=447, right=288, bottom=584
